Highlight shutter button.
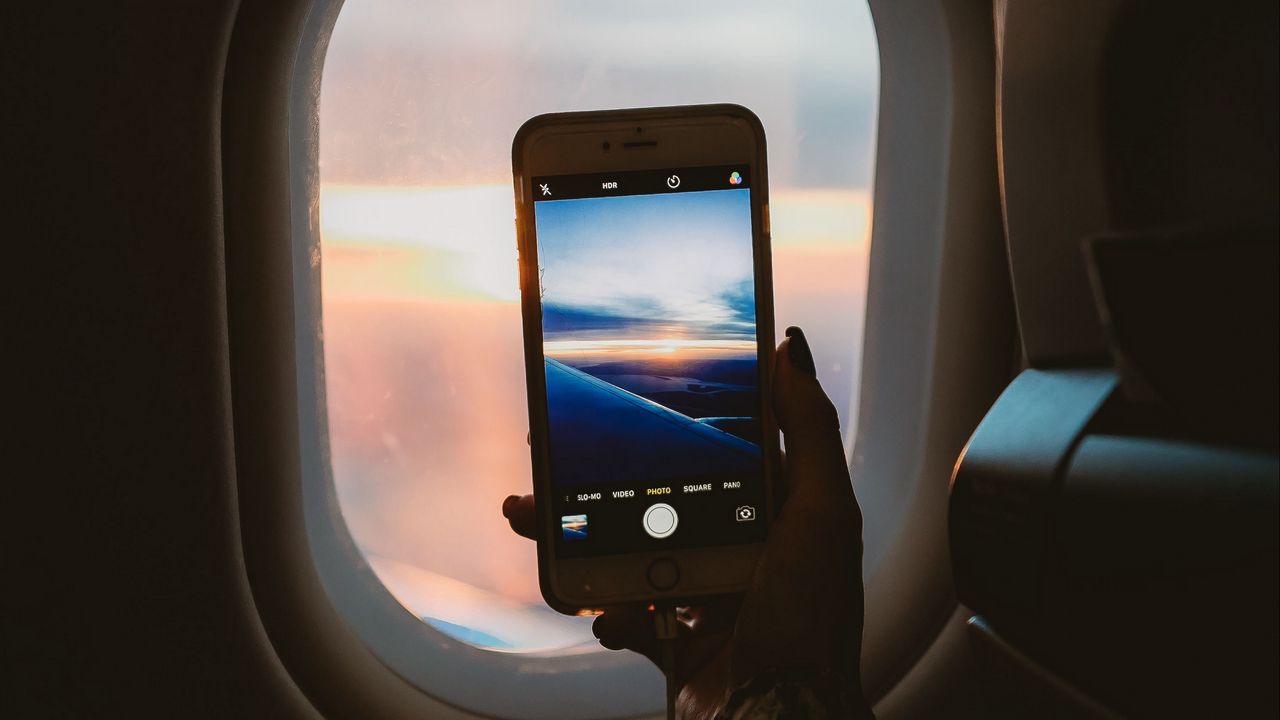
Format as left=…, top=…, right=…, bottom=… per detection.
left=643, top=502, right=678, bottom=539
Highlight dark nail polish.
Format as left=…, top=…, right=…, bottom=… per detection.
left=785, top=326, right=817, bottom=378
left=502, top=495, right=519, bottom=518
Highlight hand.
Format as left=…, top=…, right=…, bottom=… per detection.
left=502, top=327, right=868, bottom=718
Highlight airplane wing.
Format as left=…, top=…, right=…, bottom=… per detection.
left=544, top=357, right=761, bottom=486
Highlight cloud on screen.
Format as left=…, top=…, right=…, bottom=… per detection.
left=535, top=189, right=756, bottom=342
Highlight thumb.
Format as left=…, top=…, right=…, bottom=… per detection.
left=772, top=327, right=852, bottom=507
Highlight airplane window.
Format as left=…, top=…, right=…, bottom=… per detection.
left=318, top=0, right=879, bottom=654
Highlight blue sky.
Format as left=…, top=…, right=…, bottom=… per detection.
left=535, top=189, right=756, bottom=342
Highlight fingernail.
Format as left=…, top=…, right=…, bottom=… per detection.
left=785, top=326, right=817, bottom=378
left=502, top=495, right=519, bottom=518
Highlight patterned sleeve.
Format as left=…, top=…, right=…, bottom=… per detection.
left=715, top=666, right=875, bottom=720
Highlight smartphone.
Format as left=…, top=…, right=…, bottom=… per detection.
left=512, top=104, right=778, bottom=613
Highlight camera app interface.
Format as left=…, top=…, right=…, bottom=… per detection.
left=531, top=165, right=768, bottom=558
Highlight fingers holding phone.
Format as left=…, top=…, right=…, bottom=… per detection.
left=498, top=327, right=869, bottom=715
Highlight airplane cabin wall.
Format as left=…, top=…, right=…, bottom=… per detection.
left=7, top=3, right=317, bottom=718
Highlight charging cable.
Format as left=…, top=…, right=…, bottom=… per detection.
left=653, top=605, right=680, bottom=720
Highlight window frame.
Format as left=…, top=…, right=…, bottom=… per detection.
left=221, top=0, right=1011, bottom=717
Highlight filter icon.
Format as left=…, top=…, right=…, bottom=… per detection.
left=728, top=171, right=743, bottom=186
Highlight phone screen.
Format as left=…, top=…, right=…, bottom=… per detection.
left=531, top=165, right=769, bottom=558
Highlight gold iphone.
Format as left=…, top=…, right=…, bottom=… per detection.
left=513, top=104, right=779, bottom=613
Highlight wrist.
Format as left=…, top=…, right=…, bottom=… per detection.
left=714, top=665, right=874, bottom=720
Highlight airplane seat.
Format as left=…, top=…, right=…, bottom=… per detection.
left=953, top=0, right=1279, bottom=717
left=1102, top=0, right=1278, bottom=232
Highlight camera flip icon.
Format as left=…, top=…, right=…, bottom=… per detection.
left=735, top=505, right=757, bottom=522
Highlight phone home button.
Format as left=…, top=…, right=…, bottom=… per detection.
left=647, top=558, right=680, bottom=592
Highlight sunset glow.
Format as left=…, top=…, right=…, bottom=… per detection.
left=319, top=183, right=871, bottom=304
left=545, top=338, right=756, bottom=357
